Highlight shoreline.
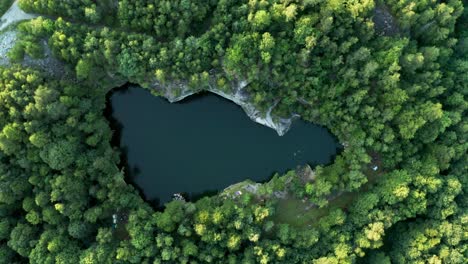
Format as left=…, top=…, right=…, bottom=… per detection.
left=152, top=77, right=299, bottom=136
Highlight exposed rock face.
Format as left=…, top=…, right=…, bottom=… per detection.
left=23, top=40, right=68, bottom=77
left=156, top=79, right=199, bottom=103
left=373, top=5, right=400, bottom=36
left=0, top=31, right=68, bottom=77
left=296, top=164, right=316, bottom=183
left=222, top=180, right=262, bottom=199
left=0, top=2, right=66, bottom=77
left=221, top=165, right=318, bottom=201
left=152, top=76, right=299, bottom=136
left=0, top=30, right=16, bottom=65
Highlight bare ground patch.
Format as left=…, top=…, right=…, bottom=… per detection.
left=373, top=4, right=400, bottom=36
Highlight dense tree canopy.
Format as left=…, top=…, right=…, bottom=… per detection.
left=0, top=0, right=466, bottom=263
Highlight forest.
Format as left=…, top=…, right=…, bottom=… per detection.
left=0, top=0, right=14, bottom=16
left=0, top=0, right=467, bottom=263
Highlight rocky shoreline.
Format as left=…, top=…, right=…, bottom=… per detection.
left=153, top=77, right=299, bottom=136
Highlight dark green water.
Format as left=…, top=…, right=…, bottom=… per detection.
left=108, top=86, right=340, bottom=206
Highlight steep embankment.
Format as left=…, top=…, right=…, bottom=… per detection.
left=154, top=77, right=299, bottom=136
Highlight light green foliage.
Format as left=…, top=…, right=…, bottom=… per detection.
left=250, top=10, right=272, bottom=30
left=385, top=212, right=467, bottom=264
left=75, top=59, right=93, bottom=80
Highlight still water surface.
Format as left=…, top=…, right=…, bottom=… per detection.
left=108, top=86, right=340, bottom=205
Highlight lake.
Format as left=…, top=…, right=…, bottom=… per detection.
left=107, top=85, right=340, bottom=206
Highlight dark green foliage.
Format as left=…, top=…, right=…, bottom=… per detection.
left=39, top=140, right=77, bottom=170
left=118, top=0, right=216, bottom=39
left=0, top=0, right=14, bottom=17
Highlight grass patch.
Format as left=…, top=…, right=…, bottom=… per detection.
left=273, top=198, right=325, bottom=228
left=273, top=153, right=386, bottom=229
left=273, top=192, right=358, bottom=228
